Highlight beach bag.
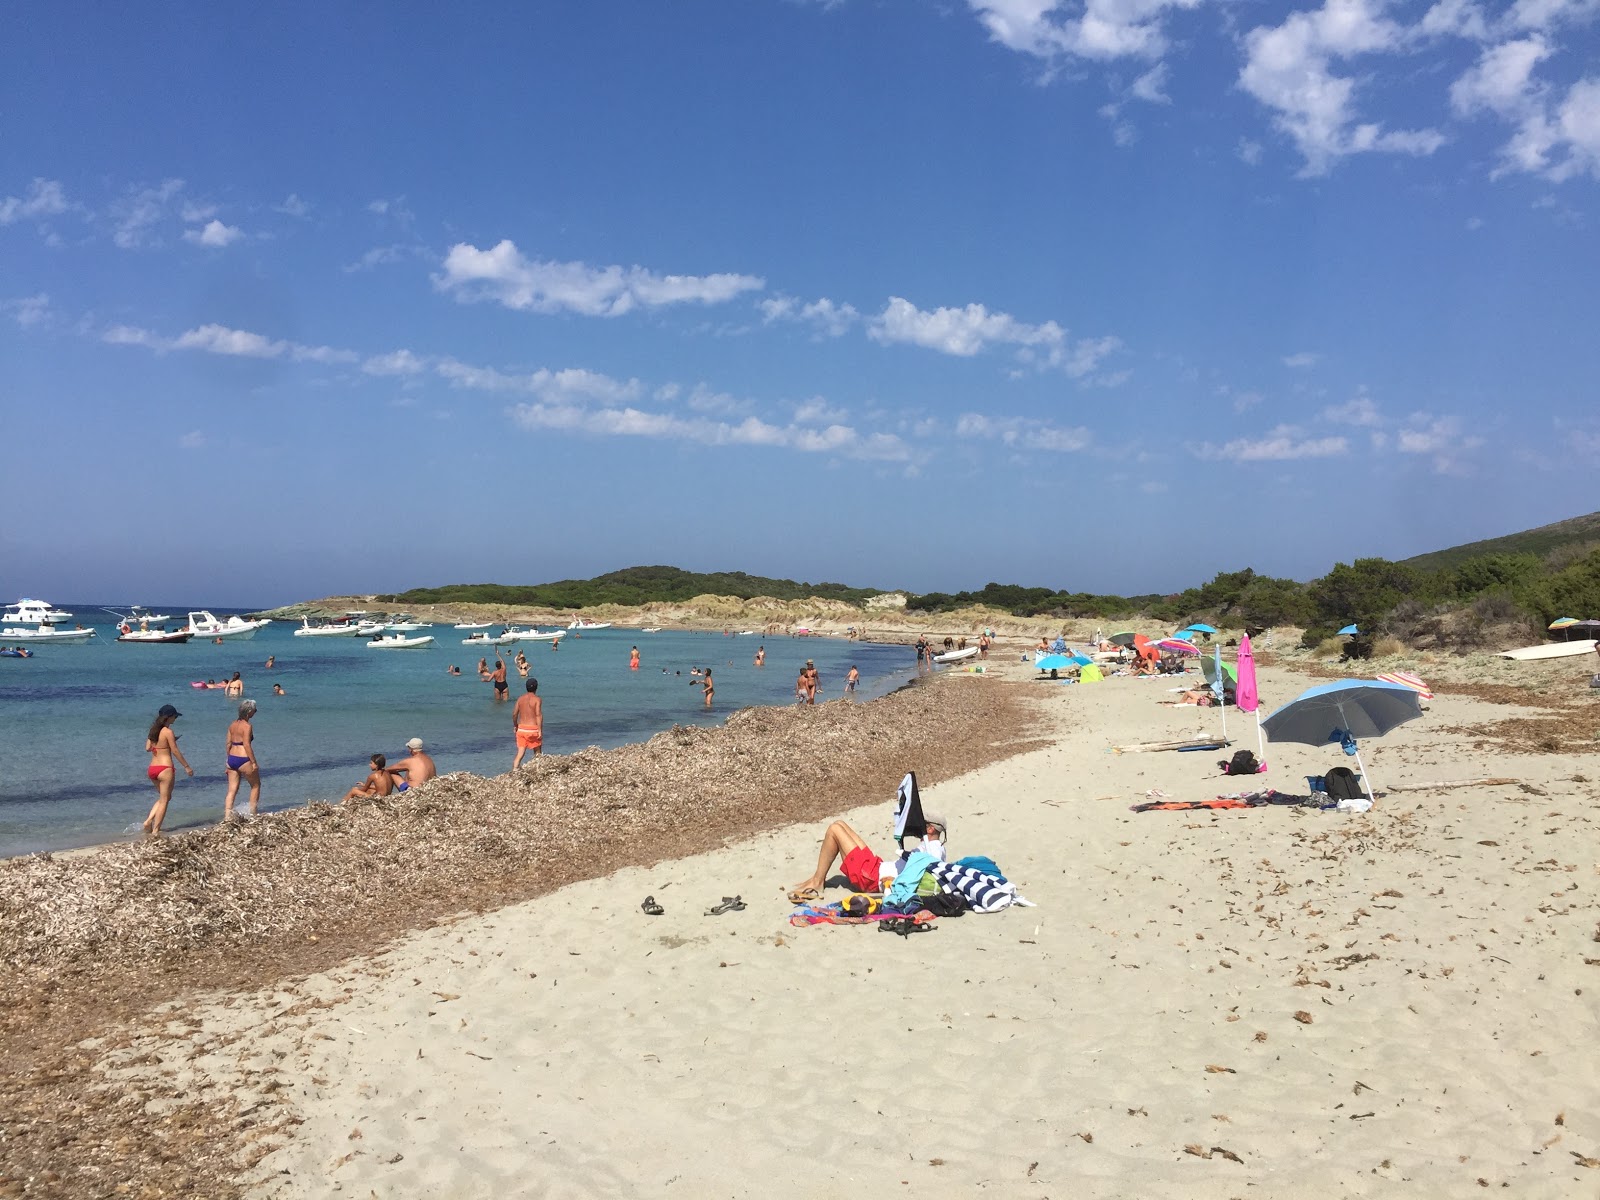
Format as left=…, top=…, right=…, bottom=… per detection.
left=1324, top=766, right=1366, bottom=802
left=1220, top=750, right=1260, bottom=776
left=916, top=893, right=968, bottom=917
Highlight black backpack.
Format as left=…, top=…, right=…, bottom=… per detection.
left=1219, top=750, right=1259, bottom=776
left=1324, top=766, right=1367, bottom=801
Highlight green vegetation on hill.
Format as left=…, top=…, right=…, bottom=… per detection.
left=379, top=512, right=1600, bottom=654
left=1401, top=511, right=1600, bottom=574
left=381, top=566, right=882, bottom=609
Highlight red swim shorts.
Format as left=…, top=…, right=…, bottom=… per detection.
left=516, top=728, right=543, bottom=750
left=841, top=845, right=884, bottom=892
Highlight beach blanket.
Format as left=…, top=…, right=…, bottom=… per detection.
left=1131, top=790, right=1321, bottom=813
left=788, top=902, right=916, bottom=928
left=927, top=862, right=1033, bottom=912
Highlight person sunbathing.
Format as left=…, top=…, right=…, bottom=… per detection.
left=1159, top=689, right=1215, bottom=706
left=786, top=813, right=946, bottom=904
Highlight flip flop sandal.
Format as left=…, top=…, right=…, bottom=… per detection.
left=786, top=887, right=822, bottom=905
left=705, top=895, right=747, bottom=916
left=641, top=896, right=664, bottom=916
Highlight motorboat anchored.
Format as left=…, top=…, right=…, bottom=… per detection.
left=105, top=604, right=175, bottom=624
left=384, top=618, right=434, bottom=632
left=184, top=611, right=272, bottom=641
left=453, top=621, right=494, bottom=630
left=2, top=623, right=96, bottom=645
left=462, top=630, right=520, bottom=647
left=116, top=626, right=192, bottom=644
left=566, top=618, right=612, bottom=630
left=294, top=616, right=364, bottom=637
left=3, top=598, right=73, bottom=625
left=508, top=627, right=565, bottom=642
left=367, top=633, right=435, bottom=649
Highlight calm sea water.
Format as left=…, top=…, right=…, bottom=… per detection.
left=0, top=607, right=922, bottom=856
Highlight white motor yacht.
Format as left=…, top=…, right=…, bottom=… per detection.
left=3, top=598, right=73, bottom=625
left=2, top=623, right=96, bottom=645
left=184, top=611, right=272, bottom=641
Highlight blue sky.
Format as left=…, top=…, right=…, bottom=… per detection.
left=4, top=1, right=1597, bottom=607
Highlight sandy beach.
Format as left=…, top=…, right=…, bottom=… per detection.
left=5, top=642, right=1599, bottom=1197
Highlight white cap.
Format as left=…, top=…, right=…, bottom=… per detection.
left=407, top=737, right=424, bottom=750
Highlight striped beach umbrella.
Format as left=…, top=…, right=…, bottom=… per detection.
left=1155, top=638, right=1201, bottom=655
left=1376, top=670, right=1433, bottom=700
left=1548, top=617, right=1578, bottom=630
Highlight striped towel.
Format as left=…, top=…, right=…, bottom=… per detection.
left=1377, top=671, right=1433, bottom=700
left=927, top=862, right=1035, bottom=913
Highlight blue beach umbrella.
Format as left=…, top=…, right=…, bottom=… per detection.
left=1185, top=623, right=1218, bottom=635
left=1035, top=654, right=1075, bottom=672
left=1261, top=679, right=1424, bottom=796
left=1068, top=654, right=1093, bottom=667
left=1337, top=624, right=1359, bottom=636
left=1169, top=629, right=1196, bottom=641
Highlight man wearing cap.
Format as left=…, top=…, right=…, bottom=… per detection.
left=387, top=737, right=437, bottom=791
left=785, top=812, right=947, bottom=905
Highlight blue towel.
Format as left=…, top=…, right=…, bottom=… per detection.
left=955, top=855, right=1006, bottom=883
left=884, top=850, right=939, bottom=906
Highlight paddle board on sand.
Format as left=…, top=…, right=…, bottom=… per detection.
left=1498, top=639, right=1597, bottom=661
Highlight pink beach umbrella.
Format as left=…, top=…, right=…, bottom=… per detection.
left=1155, top=638, right=1201, bottom=655
left=1376, top=670, right=1433, bottom=700
left=1236, top=634, right=1265, bottom=760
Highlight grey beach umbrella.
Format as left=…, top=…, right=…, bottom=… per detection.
left=1260, top=679, right=1424, bottom=796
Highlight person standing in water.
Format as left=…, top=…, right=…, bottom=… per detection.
left=629, top=645, right=640, bottom=671
left=846, top=665, right=859, bottom=693
left=142, top=704, right=193, bottom=837
left=512, top=678, right=543, bottom=767
left=222, top=699, right=261, bottom=821
left=754, top=645, right=765, bottom=667
left=490, top=654, right=509, bottom=702
left=702, top=668, right=714, bottom=708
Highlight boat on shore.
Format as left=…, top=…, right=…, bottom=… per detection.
left=933, top=646, right=980, bottom=664
left=3, top=599, right=73, bottom=625
left=184, top=611, right=272, bottom=641
left=367, top=633, right=435, bottom=649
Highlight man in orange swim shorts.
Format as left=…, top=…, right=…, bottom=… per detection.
left=512, top=677, right=543, bottom=768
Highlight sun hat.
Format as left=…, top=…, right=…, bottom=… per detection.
left=158, top=703, right=181, bottom=718
left=922, top=810, right=948, bottom=835
left=407, top=737, right=424, bottom=750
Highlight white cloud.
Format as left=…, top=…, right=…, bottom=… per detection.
left=508, top=402, right=910, bottom=461
left=345, top=244, right=408, bottom=273
left=955, top=412, right=1093, bottom=451
left=759, top=294, right=860, bottom=336
left=174, top=324, right=286, bottom=358
left=1321, top=393, right=1382, bottom=425
left=794, top=397, right=849, bottom=424
left=291, top=343, right=360, bottom=365
left=1237, top=137, right=1264, bottom=165
left=182, top=218, right=244, bottom=248
left=101, top=324, right=168, bottom=350
left=869, top=296, right=1120, bottom=377
left=111, top=179, right=185, bottom=249
left=1100, top=103, right=1140, bottom=145
left=273, top=194, right=311, bottom=218
left=0, top=178, right=69, bottom=225
left=180, top=200, right=218, bottom=224
left=1282, top=351, right=1320, bottom=368
left=1238, top=0, right=1445, bottom=175
left=1396, top=414, right=1484, bottom=472
left=363, top=349, right=426, bottom=376
left=3, top=293, right=50, bottom=328
left=435, top=357, right=645, bottom=407
left=1196, top=424, right=1349, bottom=460
left=435, top=240, right=764, bottom=317
left=367, top=197, right=415, bottom=227
left=1419, top=0, right=1490, bottom=38
left=1131, top=62, right=1171, bottom=102
left=178, top=431, right=206, bottom=450
left=967, top=0, right=1202, bottom=62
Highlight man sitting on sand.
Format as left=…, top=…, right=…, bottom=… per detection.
left=343, top=753, right=395, bottom=801
left=387, top=737, right=437, bottom=791
left=786, top=812, right=947, bottom=904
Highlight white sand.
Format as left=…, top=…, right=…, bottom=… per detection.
left=105, top=656, right=1600, bottom=1197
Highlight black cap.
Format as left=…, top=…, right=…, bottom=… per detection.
left=158, top=703, right=181, bottom=718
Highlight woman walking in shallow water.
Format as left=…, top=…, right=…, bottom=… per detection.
left=222, top=698, right=261, bottom=821
left=142, top=703, right=193, bottom=837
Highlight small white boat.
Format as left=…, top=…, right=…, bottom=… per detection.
left=355, top=621, right=388, bottom=636
left=642, top=627, right=662, bottom=633
left=454, top=621, right=494, bottom=630
left=367, top=633, right=435, bottom=649
left=116, top=626, right=191, bottom=643
left=514, top=628, right=566, bottom=642
left=184, top=611, right=272, bottom=641
left=1499, top=639, right=1598, bottom=661
left=3, top=598, right=73, bottom=625
left=384, top=615, right=433, bottom=632
left=567, top=618, right=612, bottom=630
left=462, top=630, right=520, bottom=647
left=932, top=646, right=980, bottom=664
left=105, top=604, right=174, bottom=624
left=294, top=616, right=364, bottom=637
left=1, top=623, right=96, bottom=644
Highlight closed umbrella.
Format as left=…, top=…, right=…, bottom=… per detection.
left=1236, top=633, right=1264, bottom=759
left=1212, top=644, right=1227, bottom=740
left=1261, top=679, right=1424, bottom=796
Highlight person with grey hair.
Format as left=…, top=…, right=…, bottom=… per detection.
left=222, top=697, right=261, bottom=821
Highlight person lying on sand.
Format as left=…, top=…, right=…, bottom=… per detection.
left=1159, top=689, right=1216, bottom=707
left=343, top=754, right=395, bottom=801
left=786, top=813, right=947, bottom=904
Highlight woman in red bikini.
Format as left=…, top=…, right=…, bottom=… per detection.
left=222, top=698, right=260, bottom=821
left=142, top=703, right=193, bottom=837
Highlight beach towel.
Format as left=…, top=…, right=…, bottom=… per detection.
left=884, top=850, right=939, bottom=906
left=927, top=862, right=1032, bottom=912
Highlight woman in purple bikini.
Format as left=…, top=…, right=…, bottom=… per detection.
left=222, top=698, right=261, bottom=821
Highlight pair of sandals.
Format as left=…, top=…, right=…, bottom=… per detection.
left=878, top=916, right=937, bottom=937
left=639, top=894, right=747, bottom=917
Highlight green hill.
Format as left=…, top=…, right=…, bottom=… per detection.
left=1401, top=511, right=1600, bottom=574
left=381, top=566, right=884, bottom=609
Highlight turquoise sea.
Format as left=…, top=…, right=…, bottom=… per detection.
left=0, top=607, right=921, bottom=856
